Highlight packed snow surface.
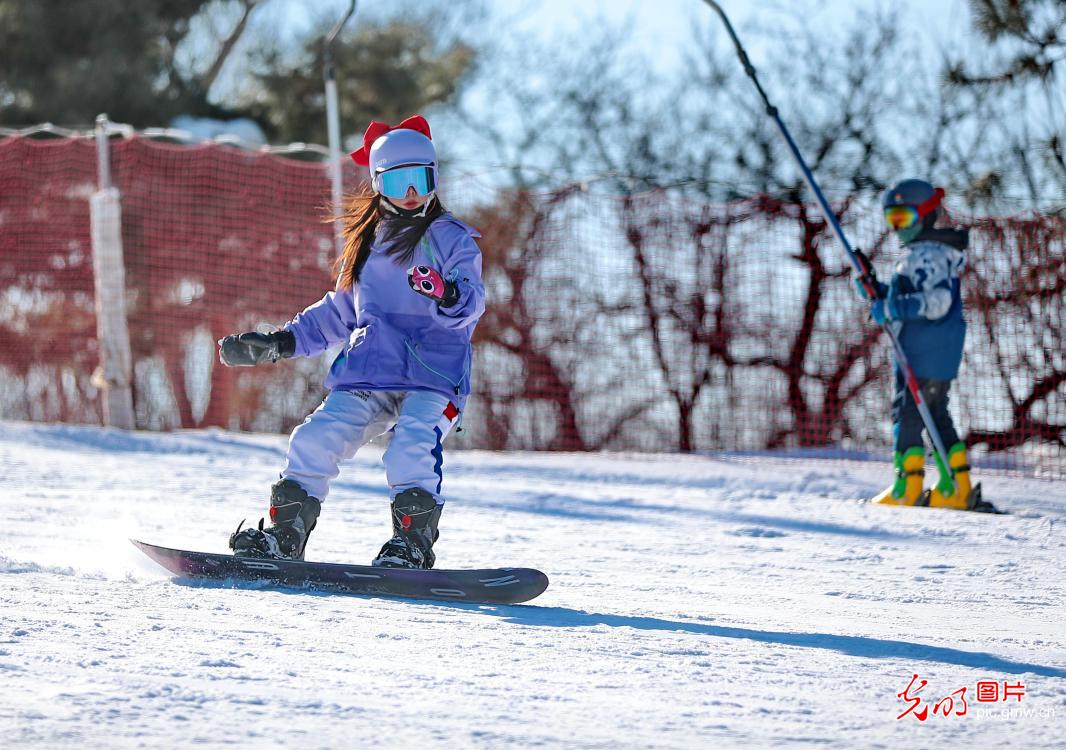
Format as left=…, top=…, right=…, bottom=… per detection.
left=1, top=421, right=1063, bottom=749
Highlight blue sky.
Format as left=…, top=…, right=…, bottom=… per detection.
left=522, top=0, right=969, bottom=40
left=510, top=0, right=976, bottom=74
left=198, top=0, right=1036, bottom=198
left=265, top=0, right=976, bottom=77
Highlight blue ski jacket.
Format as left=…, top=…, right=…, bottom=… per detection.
left=884, top=228, right=968, bottom=381
left=283, top=213, right=485, bottom=406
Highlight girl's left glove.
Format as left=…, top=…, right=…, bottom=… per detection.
left=407, top=265, right=459, bottom=308
left=218, top=330, right=296, bottom=366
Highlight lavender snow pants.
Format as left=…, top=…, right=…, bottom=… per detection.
left=281, top=389, right=459, bottom=503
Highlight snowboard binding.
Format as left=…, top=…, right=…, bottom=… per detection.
left=230, top=479, right=321, bottom=560
left=372, top=488, right=442, bottom=569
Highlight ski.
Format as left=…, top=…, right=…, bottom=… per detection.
left=872, top=483, right=1006, bottom=514
left=133, top=540, right=549, bottom=605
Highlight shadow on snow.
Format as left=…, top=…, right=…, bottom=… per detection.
left=469, top=603, right=1066, bottom=679
left=166, top=576, right=1065, bottom=679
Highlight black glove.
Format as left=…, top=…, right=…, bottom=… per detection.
left=852, top=248, right=886, bottom=301
left=218, top=330, right=296, bottom=367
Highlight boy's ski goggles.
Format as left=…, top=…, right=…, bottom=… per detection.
left=884, top=205, right=920, bottom=230
left=375, top=164, right=437, bottom=199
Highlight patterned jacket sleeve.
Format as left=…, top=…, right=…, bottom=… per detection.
left=283, top=289, right=359, bottom=357
left=427, top=218, right=486, bottom=330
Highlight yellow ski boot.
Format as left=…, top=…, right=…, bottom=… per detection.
left=927, top=442, right=973, bottom=510
left=874, top=447, right=926, bottom=506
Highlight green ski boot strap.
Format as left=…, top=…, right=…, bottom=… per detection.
left=932, top=443, right=966, bottom=497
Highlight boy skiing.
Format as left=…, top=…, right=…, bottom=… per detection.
left=858, top=178, right=986, bottom=510
left=218, top=114, right=486, bottom=566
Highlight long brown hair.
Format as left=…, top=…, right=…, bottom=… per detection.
left=334, top=187, right=382, bottom=291
left=333, top=187, right=444, bottom=290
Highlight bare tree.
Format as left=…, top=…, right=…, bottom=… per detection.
left=961, top=215, right=1066, bottom=450
left=465, top=186, right=589, bottom=450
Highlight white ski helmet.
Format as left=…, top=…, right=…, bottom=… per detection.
left=368, top=128, right=436, bottom=174
left=349, top=115, right=439, bottom=198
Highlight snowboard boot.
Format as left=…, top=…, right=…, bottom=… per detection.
left=927, top=442, right=975, bottom=510
left=372, top=488, right=442, bottom=569
left=229, top=479, right=321, bottom=560
left=873, top=447, right=925, bottom=506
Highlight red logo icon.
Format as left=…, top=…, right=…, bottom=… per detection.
left=896, top=674, right=1025, bottom=721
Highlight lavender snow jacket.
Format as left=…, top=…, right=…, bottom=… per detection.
left=283, top=214, right=485, bottom=404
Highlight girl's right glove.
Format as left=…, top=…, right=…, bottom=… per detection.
left=218, top=330, right=296, bottom=366
left=407, top=265, right=459, bottom=308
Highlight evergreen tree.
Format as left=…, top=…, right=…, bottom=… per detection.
left=0, top=0, right=475, bottom=143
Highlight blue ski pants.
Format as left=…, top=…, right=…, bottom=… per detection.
left=892, top=373, right=960, bottom=454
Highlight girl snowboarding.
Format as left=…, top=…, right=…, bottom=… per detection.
left=219, top=114, right=485, bottom=567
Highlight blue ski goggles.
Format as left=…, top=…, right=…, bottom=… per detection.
left=375, top=164, right=437, bottom=199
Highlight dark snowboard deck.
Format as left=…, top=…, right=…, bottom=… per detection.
left=133, top=540, right=549, bottom=605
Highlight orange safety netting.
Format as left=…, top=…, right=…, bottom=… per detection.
left=1, top=133, right=1063, bottom=472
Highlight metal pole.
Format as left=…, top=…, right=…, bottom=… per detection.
left=324, top=0, right=357, bottom=259
left=90, top=114, right=136, bottom=429
left=95, top=113, right=112, bottom=189
left=699, top=0, right=957, bottom=492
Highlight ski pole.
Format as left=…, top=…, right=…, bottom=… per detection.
left=699, top=0, right=957, bottom=493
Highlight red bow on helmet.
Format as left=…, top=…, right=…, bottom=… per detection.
left=349, top=115, right=432, bottom=166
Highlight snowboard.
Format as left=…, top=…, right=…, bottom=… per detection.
left=132, top=540, right=549, bottom=605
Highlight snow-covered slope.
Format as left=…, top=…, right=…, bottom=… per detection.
left=1, top=421, right=1063, bottom=749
